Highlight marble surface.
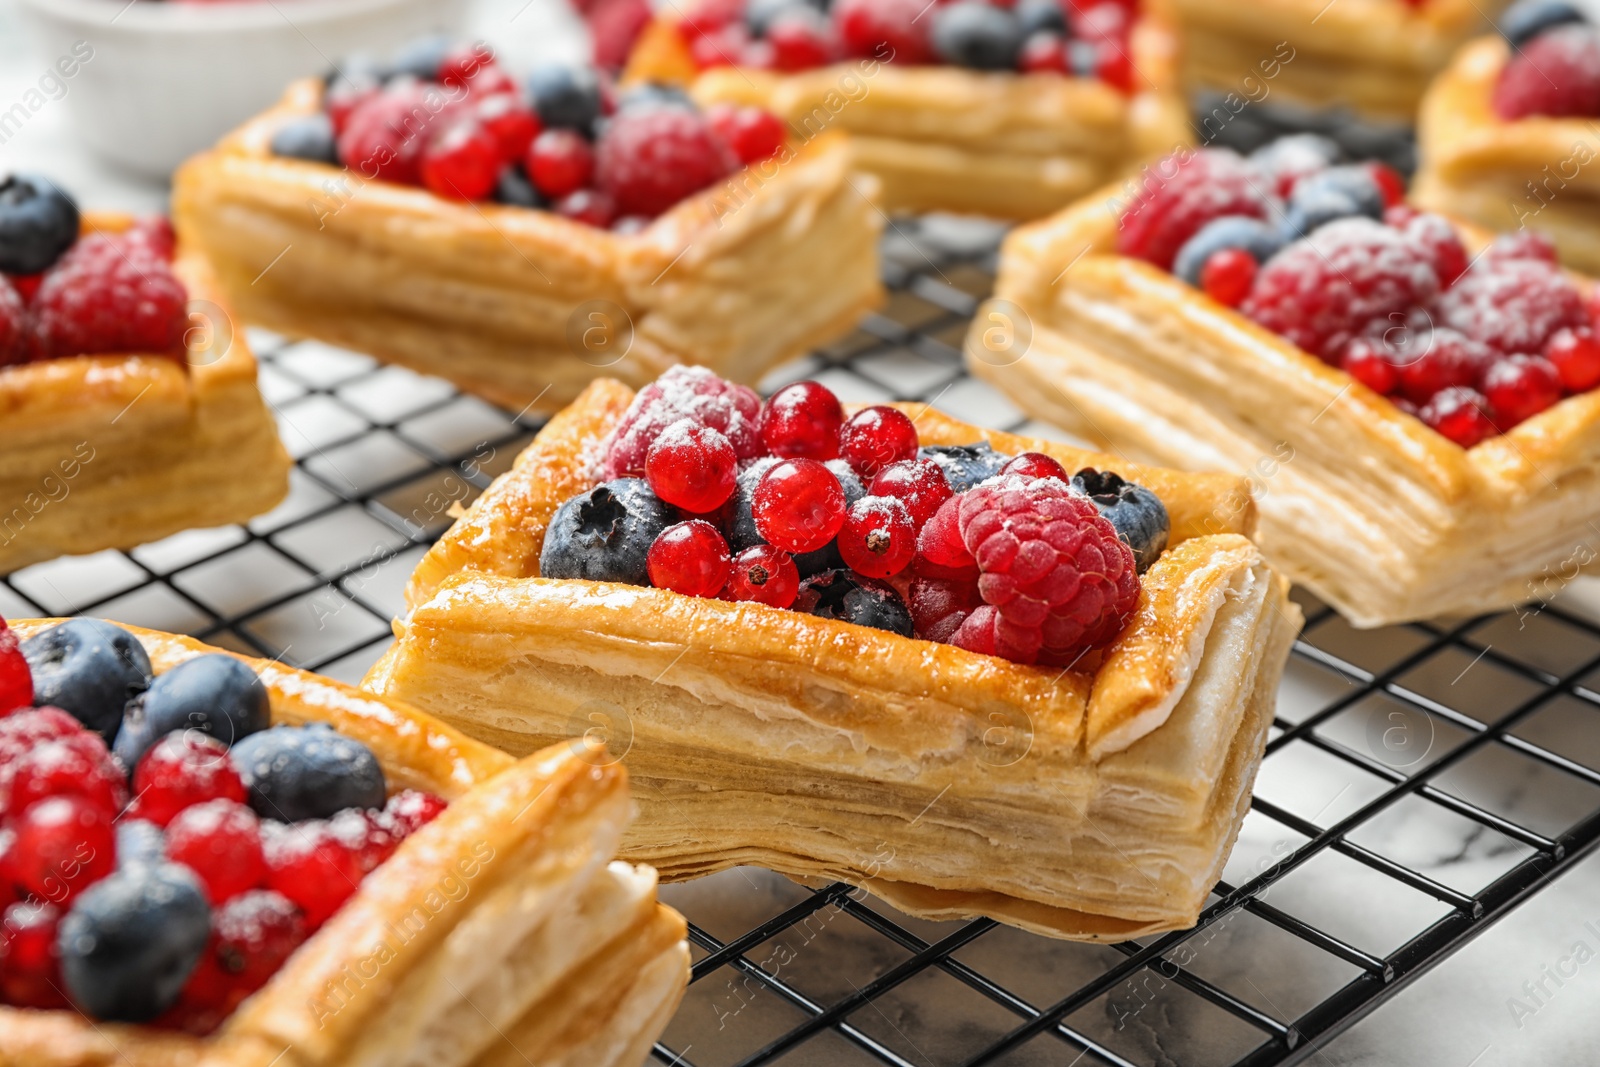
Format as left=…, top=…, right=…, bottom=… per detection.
left=6, top=3, right=1600, bottom=1064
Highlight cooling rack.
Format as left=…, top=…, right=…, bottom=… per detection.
left=6, top=214, right=1600, bottom=1067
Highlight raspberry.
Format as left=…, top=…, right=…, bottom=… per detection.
left=526, top=128, right=595, bottom=199
left=680, top=0, right=743, bottom=37
left=1200, top=248, right=1257, bottom=307
left=324, top=74, right=381, bottom=136
left=1491, top=25, right=1600, bottom=120
left=870, top=459, right=954, bottom=531
left=1242, top=218, right=1440, bottom=361
left=1484, top=354, right=1563, bottom=428
left=753, top=459, right=848, bottom=554
left=647, top=519, right=733, bottom=598
left=838, top=497, right=916, bottom=579
left=0, top=277, right=27, bottom=365
left=129, top=732, right=248, bottom=827
left=908, top=576, right=984, bottom=644
left=5, top=795, right=116, bottom=904
left=839, top=406, right=919, bottom=478
left=1485, top=230, right=1560, bottom=265
left=834, top=0, right=937, bottom=63
left=1395, top=328, right=1493, bottom=403
left=1117, top=149, right=1274, bottom=272
left=1546, top=327, right=1600, bottom=392
left=420, top=120, right=502, bottom=201
left=0, top=616, right=32, bottom=715
left=1419, top=386, right=1495, bottom=447
left=916, top=495, right=976, bottom=572
left=646, top=419, right=738, bottom=512
left=336, top=84, right=443, bottom=185
left=165, top=800, right=267, bottom=905
left=761, top=381, right=845, bottom=460
left=602, top=366, right=763, bottom=478
left=1000, top=452, right=1071, bottom=482
left=1432, top=258, right=1586, bottom=356
left=951, top=478, right=1140, bottom=666
left=0, top=901, right=68, bottom=1009
left=596, top=107, right=738, bottom=218
left=384, top=789, right=447, bottom=837
left=1403, top=212, right=1469, bottom=287
left=262, top=821, right=363, bottom=930
left=725, top=545, right=800, bottom=608
left=30, top=233, right=189, bottom=361
left=706, top=104, right=787, bottom=165
left=590, top=0, right=654, bottom=71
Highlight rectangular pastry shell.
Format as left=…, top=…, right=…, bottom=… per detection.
left=0, top=214, right=290, bottom=575
left=970, top=185, right=1600, bottom=627
left=0, top=621, right=689, bottom=1067
left=362, top=379, right=1301, bottom=942
left=172, top=80, right=885, bottom=413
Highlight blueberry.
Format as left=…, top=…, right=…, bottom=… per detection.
left=114, top=820, right=166, bottom=868
left=1281, top=190, right=1362, bottom=241
left=1293, top=165, right=1384, bottom=221
left=58, top=863, right=210, bottom=1023
left=541, top=478, right=677, bottom=586
left=0, top=174, right=80, bottom=276
left=385, top=34, right=454, bottom=81
left=796, top=570, right=914, bottom=637
left=21, top=619, right=152, bottom=744
left=918, top=443, right=1010, bottom=493
left=1016, top=0, right=1068, bottom=37
left=932, top=2, right=1026, bottom=71
left=1498, top=0, right=1588, bottom=47
left=269, top=114, right=339, bottom=165
left=746, top=0, right=829, bottom=36
left=113, top=654, right=270, bottom=771
left=617, top=81, right=696, bottom=113
left=1172, top=216, right=1285, bottom=286
left=1071, top=468, right=1169, bottom=573
left=230, top=723, right=386, bottom=823
left=527, top=64, right=604, bottom=134
left=493, top=165, right=545, bottom=209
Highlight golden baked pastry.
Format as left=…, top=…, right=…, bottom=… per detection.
left=970, top=184, right=1600, bottom=628
left=621, top=11, right=1190, bottom=219
left=1414, top=35, right=1600, bottom=275
left=1169, top=0, right=1506, bottom=122
left=360, top=378, right=1300, bottom=942
left=171, top=79, right=884, bottom=413
left=0, top=621, right=689, bottom=1067
left=0, top=214, right=289, bottom=575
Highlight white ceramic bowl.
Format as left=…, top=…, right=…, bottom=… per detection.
left=16, top=0, right=466, bottom=178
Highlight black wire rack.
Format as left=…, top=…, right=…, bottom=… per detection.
left=7, top=214, right=1600, bottom=1067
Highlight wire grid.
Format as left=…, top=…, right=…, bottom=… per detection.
left=2, top=216, right=1599, bottom=1067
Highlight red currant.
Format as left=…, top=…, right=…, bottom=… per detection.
left=1078, top=2, right=1132, bottom=42
left=130, top=732, right=248, bottom=827
left=690, top=23, right=751, bottom=69
left=869, top=459, right=953, bottom=531
left=706, top=104, right=787, bottom=165
left=5, top=737, right=127, bottom=820
left=526, top=128, right=595, bottom=199
left=1545, top=327, right=1600, bottom=393
left=475, top=94, right=541, bottom=162
left=1397, top=329, right=1491, bottom=403
left=165, top=800, right=267, bottom=905
left=5, top=795, right=115, bottom=905
left=438, top=42, right=495, bottom=89
left=753, top=458, right=848, bottom=553
left=999, top=452, right=1070, bottom=482
left=1200, top=248, right=1257, bottom=308
left=1094, top=43, right=1137, bottom=94
left=833, top=0, right=936, bottom=64
left=916, top=496, right=975, bottom=572
left=263, top=822, right=364, bottom=930
left=1419, top=386, right=1495, bottom=447
left=337, top=809, right=398, bottom=874
left=0, top=901, right=67, bottom=1009
left=767, top=10, right=836, bottom=71
left=169, top=889, right=306, bottom=1034
left=384, top=789, right=447, bottom=837
left=1367, top=162, right=1407, bottom=209
left=724, top=545, right=800, bottom=608
left=554, top=189, right=616, bottom=228
left=647, top=520, right=732, bottom=598
left=0, top=618, right=31, bottom=716
left=646, top=420, right=738, bottom=513
left=1340, top=337, right=1400, bottom=395
left=1484, top=354, right=1563, bottom=428
left=421, top=120, right=503, bottom=201
left=839, top=406, right=919, bottom=478
left=760, top=381, right=844, bottom=460
left=839, top=497, right=916, bottom=579
left=0, top=708, right=82, bottom=770
left=324, top=75, right=381, bottom=136
left=1019, top=32, right=1069, bottom=73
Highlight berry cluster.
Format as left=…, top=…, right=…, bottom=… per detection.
left=0, top=618, right=445, bottom=1030
left=1491, top=1, right=1600, bottom=120
left=0, top=177, right=188, bottom=367
left=270, top=37, right=787, bottom=231
left=673, top=0, right=1137, bottom=90
left=541, top=367, right=1166, bottom=667
left=1118, top=136, right=1600, bottom=448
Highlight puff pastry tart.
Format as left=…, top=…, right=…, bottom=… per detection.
left=172, top=42, right=883, bottom=413
left=1167, top=0, right=1505, bottom=122
left=0, top=617, right=688, bottom=1067
left=970, top=134, right=1600, bottom=627
left=619, top=0, right=1190, bottom=220
left=0, top=177, right=289, bottom=575
left=360, top=369, right=1300, bottom=942
left=1413, top=12, right=1600, bottom=275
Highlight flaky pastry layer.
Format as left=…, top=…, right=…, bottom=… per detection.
left=973, top=185, right=1600, bottom=626
left=1413, top=36, right=1600, bottom=276
left=0, top=622, right=687, bottom=1067
left=362, top=379, right=1299, bottom=941
left=172, top=81, right=884, bottom=412
left=623, top=14, right=1190, bottom=219
left=1168, top=0, right=1505, bottom=121
left=0, top=215, right=290, bottom=575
